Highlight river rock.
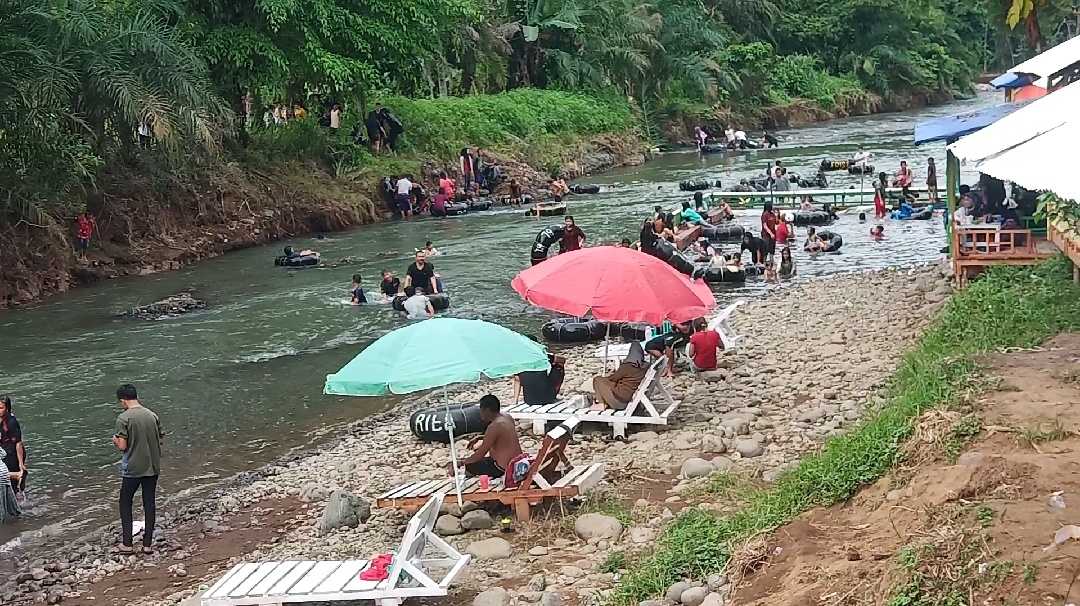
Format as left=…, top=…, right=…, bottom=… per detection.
left=681, top=457, right=714, bottom=479
left=298, top=483, right=329, bottom=502
left=666, top=582, right=693, bottom=603
left=316, top=489, right=370, bottom=534
left=461, top=509, right=494, bottom=530
left=529, top=546, right=550, bottom=556
left=474, top=587, right=511, bottom=606
left=701, top=592, right=726, bottom=606
left=124, top=292, right=206, bottom=320
left=681, top=586, right=708, bottom=606
left=466, top=537, right=513, bottom=560
left=574, top=513, right=623, bottom=541
left=629, top=527, right=657, bottom=544
left=735, top=439, right=763, bottom=458
left=435, top=515, right=464, bottom=536
left=541, top=592, right=565, bottom=606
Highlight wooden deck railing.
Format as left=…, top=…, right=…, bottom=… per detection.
left=952, top=226, right=1055, bottom=285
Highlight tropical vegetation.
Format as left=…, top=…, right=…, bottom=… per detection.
left=0, top=0, right=1076, bottom=222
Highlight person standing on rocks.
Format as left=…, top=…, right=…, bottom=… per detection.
left=75, top=210, right=96, bottom=260
left=113, top=384, right=163, bottom=554
left=452, top=395, right=522, bottom=479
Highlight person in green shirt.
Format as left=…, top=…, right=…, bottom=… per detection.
left=112, top=384, right=163, bottom=554
left=679, top=202, right=707, bottom=226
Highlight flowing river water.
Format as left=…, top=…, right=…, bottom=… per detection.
left=0, top=93, right=998, bottom=545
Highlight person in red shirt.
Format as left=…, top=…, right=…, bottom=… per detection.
left=431, top=188, right=449, bottom=217
left=76, top=211, right=96, bottom=259
left=688, top=319, right=723, bottom=371
left=775, top=212, right=791, bottom=243
left=760, top=201, right=777, bottom=260
left=558, top=216, right=586, bottom=254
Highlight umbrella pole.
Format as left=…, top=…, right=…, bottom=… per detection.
left=445, top=387, right=464, bottom=507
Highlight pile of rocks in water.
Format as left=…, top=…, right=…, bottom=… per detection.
left=6, top=262, right=956, bottom=606
left=123, top=292, right=205, bottom=320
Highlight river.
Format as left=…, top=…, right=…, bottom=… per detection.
left=0, top=93, right=997, bottom=544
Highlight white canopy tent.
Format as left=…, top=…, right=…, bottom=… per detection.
left=996, top=35, right=1080, bottom=88
left=947, top=80, right=1080, bottom=164
left=976, top=121, right=1080, bottom=203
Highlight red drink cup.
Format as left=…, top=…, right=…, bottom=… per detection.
left=479, top=475, right=490, bottom=490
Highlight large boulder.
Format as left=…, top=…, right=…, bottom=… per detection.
left=316, top=489, right=371, bottom=534
left=574, top=513, right=624, bottom=541
left=466, top=537, right=514, bottom=560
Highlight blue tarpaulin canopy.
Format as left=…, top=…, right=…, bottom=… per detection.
left=989, top=72, right=1035, bottom=89
left=913, top=101, right=1033, bottom=146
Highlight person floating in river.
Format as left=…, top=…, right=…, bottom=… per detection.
left=778, top=246, right=796, bottom=278
left=559, top=216, right=585, bottom=253
left=349, top=274, right=367, bottom=305
left=421, top=241, right=440, bottom=257
left=871, top=225, right=885, bottom=239
left=452, top=395, right=522, bottom=479
left=404, top=250, right=439, bottom=294
left=805, top=227, right=828, bottom=252
left=402, top=286, right=434, bottom=320
left=380, top=270, right=401, bottom=297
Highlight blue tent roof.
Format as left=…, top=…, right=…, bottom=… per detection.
left=989, top=72, right=1034, bottom=89
left=913, top=101, right=1033, bottom=146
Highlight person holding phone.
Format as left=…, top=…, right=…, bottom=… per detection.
left=113, top=384, right=163, bottom=554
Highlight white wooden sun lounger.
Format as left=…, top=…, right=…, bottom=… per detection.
left=201, top=494, right=468, bottom=606
left=505, top=355, right=680, bottom=438
left=593, top=300, right=745, bottom=363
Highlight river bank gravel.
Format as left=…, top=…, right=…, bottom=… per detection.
left=0, top=261, right=954, bottom=606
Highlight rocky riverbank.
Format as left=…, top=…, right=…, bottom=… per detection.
left=0, top=261, right=955, bottom=606
left=0, top=132, right=645, bottom=310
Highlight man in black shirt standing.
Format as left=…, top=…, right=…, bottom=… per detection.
left=404, top=250, right=438, bottom=294
left=365, top=105, right=384, bottom=154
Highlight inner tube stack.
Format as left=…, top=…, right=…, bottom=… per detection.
left=679, top=179, right=712, bottom=192
left=409, top=403, right=490, bottom=444
left=653, top=239, right=697, bottom=277
left=445, top=202, right=469, bottom=216
left=806, top=231, right=843, bottom=253
left=542, top=318, right=612, bottom=343
left=820, top=159, right=852, bottom=171
left=791, top=211, right=833, bottom=227
left=571, top=184, right=600, bottom=195
left=392, top=293, right=452, bottom=312
left=798, top=176, right=828, bottom=188
left=274, top=255, right=320, bottom=267
left=699, top=266, right=747, bottom=283
left=620, top=322, right=652, bottom=342
left=701, top=224, right=745, bottom=242
left=468, top=199, right=492, bottom=211
left=848, top=165, right=874, bottom=175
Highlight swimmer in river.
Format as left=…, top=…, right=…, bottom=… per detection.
left=420, top=241, right=440, bottom=256
left=858, top=212, right=867, bottom=222
left=402, top=286, right=434, bottom=320
left=380, top=269, right=402, bottom=298
left=349, top=274, right=367, bottom=305
left=778, top=246, right=795, bottom=278
left=871, top=225, right=885, bottom=239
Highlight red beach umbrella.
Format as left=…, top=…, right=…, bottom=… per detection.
left=510, top=246, right=716, bottom=325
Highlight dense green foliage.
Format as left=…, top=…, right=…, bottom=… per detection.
left=608, top=258, right=1080, bottom=606
left=2, top=0, right=1074, bottom=222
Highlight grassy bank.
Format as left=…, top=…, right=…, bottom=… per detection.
left=609, top=259, right=1080, bottom=606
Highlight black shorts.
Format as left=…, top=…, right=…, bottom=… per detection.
left=77, top=238, right=90, bottom=251
left=530, top=255, right=546, bottom=266
left=464, top=457, right=504, bottom=478
left=762, top=237, right=776, bottom=257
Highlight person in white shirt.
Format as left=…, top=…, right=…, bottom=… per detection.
left=724, top=127, right=736, bottom=145
left=953, top=195, right=973, bottom=226
left=402, top=286, right=435, bottom=320
left=395, top=176, right=414, bottom=217
left=852, top=148, right=873, bottom=169
left=734, top=130, right=747, bottom=148
left=329, top=104, right=341, bottom=130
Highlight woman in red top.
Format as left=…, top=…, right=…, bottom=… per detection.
left=873, top=172, right=888, bottom=220
left=775, top=212, right=791, bottom=242
left=76, top=211, right=95, bottom=259
left=688, top=320, right=722, bottom=371
left=559, top=216, right=586, bottom=253
left=760, top=201, right=777, bottom=260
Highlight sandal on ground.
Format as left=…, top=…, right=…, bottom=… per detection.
left=141, top=547, right=154, bottom=555
left=112, top=546, right=135, bottom=555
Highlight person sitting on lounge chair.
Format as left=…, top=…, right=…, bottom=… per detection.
left=452, top=395, right=523, bottom=479
left=512, top=336, right=566, bottom=406
left=590, top=342, right=650, bottom=411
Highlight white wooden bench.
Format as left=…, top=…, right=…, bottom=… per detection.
left=378, top=418, right=604, bottom=520
left=506, top=355, right=681, bottom=439
left=201, top=494, right=468, bottom=606
left=593, top=301, right=745, bottom=363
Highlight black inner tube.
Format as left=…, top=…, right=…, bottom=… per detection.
left=530, top=225, right=565, bottom=262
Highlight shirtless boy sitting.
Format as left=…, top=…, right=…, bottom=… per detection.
left=451, top=395, right=522, bottom=478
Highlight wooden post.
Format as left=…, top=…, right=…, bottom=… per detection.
left=946, top=143, right=959, bottom=261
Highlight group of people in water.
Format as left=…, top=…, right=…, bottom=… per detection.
left=693, top=126, right=780, bottom=150
left=345, top=246, right=447, bottom=320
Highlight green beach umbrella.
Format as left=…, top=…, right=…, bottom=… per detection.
left=324, top=318, right=551, bottom=506
left=324, top=318, right=550, bottom=396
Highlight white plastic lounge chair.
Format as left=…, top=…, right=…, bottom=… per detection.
left=377, top=417, right=604, bottom=520
left=506, top=355, right=680, bottom=439
left=201, top=493, right=468, bottom=606
left=593, top=301, right=745, bottom=362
